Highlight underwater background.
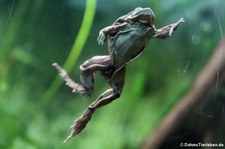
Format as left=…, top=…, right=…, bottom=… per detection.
left=0, top=0, right=225, bottom=148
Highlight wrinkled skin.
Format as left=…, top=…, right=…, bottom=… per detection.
left=53, top=7, right=185, bottom=142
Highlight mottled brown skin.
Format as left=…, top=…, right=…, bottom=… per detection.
left=53, top=7, right=185, bottom=142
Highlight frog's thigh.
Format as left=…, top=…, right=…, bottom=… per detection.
left=80, top=55, right=111, bottom=71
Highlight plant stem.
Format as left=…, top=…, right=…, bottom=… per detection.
left=40, top=0, right=97, bottom=107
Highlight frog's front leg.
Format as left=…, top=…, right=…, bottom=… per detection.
left=64, top=66, right=126, bottom=142
left=153, top=18, right=185, bottom=39
left=97, top=22, right=127, bottom=45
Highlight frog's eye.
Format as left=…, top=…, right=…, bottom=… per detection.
left=147, top=8, right=155, bottom=25
left=134, top=7, right=142, bottom=11
left=149, top=13, right=155, bottom=25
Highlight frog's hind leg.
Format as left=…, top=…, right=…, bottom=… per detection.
left=64, top=66, right=126, bottom=142
left=88, top=66, right=126, bottom=109
left=53, top=55, right=112, bottom=97
left=52, top=63, right=87, bottom=96
left=79, top=55, right=112, bottom=96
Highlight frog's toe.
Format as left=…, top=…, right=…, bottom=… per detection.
left=179, top=18, right=185, bottom=23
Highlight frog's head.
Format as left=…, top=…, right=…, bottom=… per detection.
left=127, top=7, right=155, bottom=27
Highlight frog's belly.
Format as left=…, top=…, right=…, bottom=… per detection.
left=109, top=30, right=147, bottom=67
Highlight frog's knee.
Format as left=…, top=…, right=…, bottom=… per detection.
left=80, top=63, right=86, bottom=71
left=113, top=90, right=121, bottom=98
left=80, top=56, right=101, bottom=71
left=82, top=89, right=93, bottom=97
left=80, top=60, right=91, bottom=71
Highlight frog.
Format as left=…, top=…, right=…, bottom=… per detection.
left=52, top=7, right=185, bottom=142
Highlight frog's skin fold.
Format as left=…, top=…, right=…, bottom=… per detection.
left=53, top=7, right=185, bottom=142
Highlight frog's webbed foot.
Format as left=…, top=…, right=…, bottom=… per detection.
left=52, top=63, right=87, bottom=96
left=64, top=107, right=95, bottom=143
left=64, top=89, right=119, bottom=143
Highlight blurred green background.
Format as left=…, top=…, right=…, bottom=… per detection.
left=0, top=0, right=224, bottom=148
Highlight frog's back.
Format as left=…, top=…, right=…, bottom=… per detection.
left=108, top=23, right=151, bottom=68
